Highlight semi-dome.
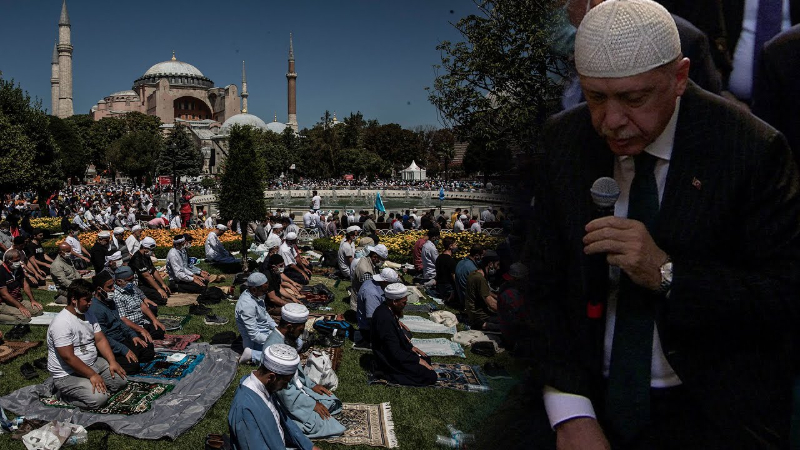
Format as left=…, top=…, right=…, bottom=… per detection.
left=266, top=121, right=288, bottom=134
left=219, top=113, right=268, bottom=135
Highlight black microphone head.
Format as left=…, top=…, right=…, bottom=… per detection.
left=590, top=177, right=620, bottom=209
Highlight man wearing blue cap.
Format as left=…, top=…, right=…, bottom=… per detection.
left=236, top=272, right=277, bottom=365
left=111, top=265, right=166, bottom=341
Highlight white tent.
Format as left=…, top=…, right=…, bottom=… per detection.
left=400, top=160, right=427, bottom=181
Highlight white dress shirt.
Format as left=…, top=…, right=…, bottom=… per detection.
left=544, top=98, right=683, bottom=428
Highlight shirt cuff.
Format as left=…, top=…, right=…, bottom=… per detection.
left=542, top=386, right=597, bottom=429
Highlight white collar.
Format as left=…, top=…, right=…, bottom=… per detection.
left=618, top=97, right=681, bottom=164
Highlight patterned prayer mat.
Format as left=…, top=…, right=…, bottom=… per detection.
left=165, top=293, right=199, bottom=307
left=0, top=341, right=41, bottom=364
left=153, top=334, right=201, bottom=351
left=399, top=315, right=457, bottom=335
left=157, top=315, right=191, bottom=331
left=135, top=352, right=205, bottom=380
left=319, top=402, right=398, bottom=448
left=39, top=381, right=174, bottom=415
left=368, top=363, right=490, bottom=393
left=300, top=345, right=343, bottom=371
left=410, top=338, right=466, bottom=358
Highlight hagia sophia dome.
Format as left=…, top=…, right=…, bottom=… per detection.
left=219, top=113, right=269, bottom=135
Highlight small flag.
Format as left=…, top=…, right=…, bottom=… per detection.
left=438, top=187, right=446, bottom=201
left=374, top=192, right=386, bottom=213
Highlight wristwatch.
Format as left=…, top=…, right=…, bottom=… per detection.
left=657, top=256, right=673, bottom=295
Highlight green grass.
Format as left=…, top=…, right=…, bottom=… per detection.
left=0, top=263, right=524, bottom=449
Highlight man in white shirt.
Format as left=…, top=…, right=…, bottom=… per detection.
left=311, top=190, right=321, bottom=212
left=65, top=224, right=91, bottom=269
left=204, top=214, right=215, bottom=229
left=205, top=224, right=240, bottom=267
left=279, top=232, right=309, bottom=285
left=169, top=214, right=182, bottom=230
left=47, top=279, right=127, bottom=409
left=125, top=225, right=143, bottom=255
left=337, top=226, right=359, bottom=278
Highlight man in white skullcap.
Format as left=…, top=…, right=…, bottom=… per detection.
left=228, top=343, right=320, bottom=450
left=370, top=283, right=437, bottom=387
left=266, top=223, right=284, bottom=250
left=264, top=303, right=344, bottom=439
left=337, top=225, right=360, bottom=278
left=279, top=232, right=309, bottom=285
left=109, top=227, right=131, bottom=263
left=167, top=235, right=207, bottom=294
left=125, top=225, right=143, bottom=256
left=237, top=272, right=278, bottom=365
left=90, top=231, right=111, bottom=272
left=356, top=267, right=400, bottom=346
left=205, top=223, right=241, bottom=269
left=533, top=0, right=800, bottom=448
left=351, top=244, right=389, bottom=294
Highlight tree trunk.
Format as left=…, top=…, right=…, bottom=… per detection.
left=241, top=220, right=249, bottom=272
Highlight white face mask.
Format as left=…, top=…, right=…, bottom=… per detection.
left=11, top=261, right=22, bottom=270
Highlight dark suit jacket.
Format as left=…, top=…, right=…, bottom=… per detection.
left=752, top=25, right=800, bottom=166
left=532, top=82, right=800, bottom=448
left=370, top=303, right=436, bottom=386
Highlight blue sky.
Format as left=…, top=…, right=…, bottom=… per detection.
left=0, top=0, right=479, bottom=129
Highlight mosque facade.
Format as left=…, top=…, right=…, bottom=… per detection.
left=50, top=1, right=299, bottom=174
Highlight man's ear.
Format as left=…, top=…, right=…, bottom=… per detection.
left=674, top=57, right=691, bottom=96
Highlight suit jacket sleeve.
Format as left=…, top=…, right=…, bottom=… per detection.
left=374, top=308, right=419, bottom=365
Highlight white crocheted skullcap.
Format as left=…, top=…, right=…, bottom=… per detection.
left=281, top=303, right=309, bottom=324
left=104, top=251, right=122, bottom=262
left=131, top=225, right=142, bottom=232
left=372, top=268, right=399, bottom=283
left=113, top=227, right=125, bottom=235
left=140, top=237, right=157, bottom=248
left=384, top=282, right=408, bottom=300
left=97, top=231, right=110, bottom=238
left=216, top=224, right=228, bottom=231
left=261, top=343, right=300, bottom=375
left=246, top=272, right=268, bottom=287
left=285, top=232, right=298, bottom=240
left=575, top=0, right=680, bottom=78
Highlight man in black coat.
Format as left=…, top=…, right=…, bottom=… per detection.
left=370, top=283, right=437, bottom=386
left=532, top=1, right=800, bottom=449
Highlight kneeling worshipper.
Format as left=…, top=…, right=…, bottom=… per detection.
left=279, top=232, right=310, bottom=285
left=236, top=272, right=278, bottom=365
left=112, top=265, right=166, bottom=341
left=205, top=224, right=241, bottom=266
left=262, top=254, right=304, bottom=307
left=109, top=227, right=131, bottom=263
left=129, top=237, right=171, bottom=304
left=356, top=267, right=401, bottom=346
left=47, top=279, right=127, bottom=409
left=0, top=249, right=44, bottom=323
left=88, top=272, right=155, bottom=375
left=228, top=343, right=321, bottom=450
left=167, top=234, right=207, bottom=294
left=180, top=233, right=210, bottom=282
left=371, top=283, right=437, bottom=386
left=89, top=231, right=111, bottom=273
left=264, top=303, right=345, bottom=439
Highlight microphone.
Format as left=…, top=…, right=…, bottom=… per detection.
left=587, top=177, right=620, bottom=319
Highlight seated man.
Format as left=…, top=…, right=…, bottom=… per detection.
left=111, top=266, right=166, bottom=341
left=47, top=279, right=127, bottom=409
left=180, top=233, right=210, bottom=280
left=337, top=226, right=358, bottom=278
left=465, top=250, right=500, bottom=331
left=0, top=249, right=44, bottom=323
left=88, top=272, right=155, bottom=375
left=262, top=255, right=303, bottom=307
left=228, top=343, right=319, bottom=450
left=26, top=229, right=55, bottom=273
left=370, top=283, right=437, bottom=386
left=420, top=228, right=440, bottom=283
left=266, top=223, right=283, bottom=250
left=90, top=231, right=111, bottom=273
left=205, top=224, right=241, bottom=269
left=166, top=235, right=207, bottom=294
left=109, top=227, right=131, bottom=264
left=264, top=304, right=344, bottom=439
left=125, top=225, right=143, bottom=255
left=435, top=237, right=458, bottom=304
left=279, top=232, right=309, bottom=285
left=51, top=242, right=83, bottom=305
left=130, top=237, right=171, bottom=303
left=352, top=244, right=388, bottom=293
left=65, top=224, right=91, bottom=270
left=236, top=272, right=278, bottom=365
left=356, top=268, right=400, bottom=346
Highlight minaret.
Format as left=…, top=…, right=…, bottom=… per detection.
left=50, top=41, right=60, bottom=116
left=57, top=0, right=73, bottom=118
left=241, top=60, right=248, bottom=114
left=286, top=33, right=298, bottom=132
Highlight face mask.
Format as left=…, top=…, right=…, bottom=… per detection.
left=11, top=262, right=22, bottom=270
left=275, top=267, right=284, bottom=274
left=474, top=258, right=482, bottom=265
left=123, top=282, right=135, bottom=293
left=487, top=268, right=497, bottom=276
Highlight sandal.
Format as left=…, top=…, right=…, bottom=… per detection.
left=20, top=363, right=38, bottom=380
left=205, top=433, right=224, bottom=450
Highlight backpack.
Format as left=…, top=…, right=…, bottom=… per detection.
left=320, top=250, right=338, bottom=268
left=198, top=286, right=224, bottom=305
left=313, top=319, right=353, bottom=344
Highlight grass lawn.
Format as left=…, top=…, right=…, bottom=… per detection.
left=0, top=261, right=525, bottom=449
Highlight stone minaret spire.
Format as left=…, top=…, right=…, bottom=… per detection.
left=50, top=41, right=60, bottom=116
left=241, top=60, right=248, bottom=114
left=286, top=33, right=298, bottom=132
left=57, top=0, right=73, bottom=118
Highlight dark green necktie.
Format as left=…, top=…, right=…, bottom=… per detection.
left=605, top=152, right=659, bottom=442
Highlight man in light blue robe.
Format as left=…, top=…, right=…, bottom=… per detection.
left=236, top=272, right=277, bottom=364
left=265, top=303, right=345, bottom=439
left=228, top=344, right=320, bottom=450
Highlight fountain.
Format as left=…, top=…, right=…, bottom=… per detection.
left=331, top=187, right=338, bottom=205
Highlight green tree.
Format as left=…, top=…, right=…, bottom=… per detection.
left=341, top=111, right=366, bottom=149
left=159, top=123, right=203, bottom=206
left=427, top=0, right=566, bottom=154
left=431, top=128, right=456, bottom=180
left=337, top=148, right=389, bottom=180
left=108, top=129, right=164, bottom=184
left=462, top=137, right=511, bottom=184
left=49, top=115, right=89, bottom=182
left=363, top=123, right=421, bottom=173
left=0, top=78, right=62, bottom=201
left=218, top=125, right=267, bottom=270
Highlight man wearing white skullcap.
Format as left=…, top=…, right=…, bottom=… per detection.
left=205, top=222, right=241, bottom=269
left=337, top=226, right=359, bottom=278
left=534, top=0, right=800, bottom=448
left=90, top=231, right=112, bottom=272
left=355, top=267, right=400, bottom=346
left=125, top=225, right=143, bottom=256
left=237, top=272, right=278, bottom=365
left=279, top=231, right=310, bottom=285
left=229, top=343, right=320, bottom=450
left=109, top=226, right=131, bottom=263
left=369, top=282, right=436, bottom=387
left=262, top=303, right=344, bottom=439
left=167, top=233, right=207, bottom=294
left=351, top=244, right=389, bottom=294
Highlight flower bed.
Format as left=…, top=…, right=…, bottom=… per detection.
left=43, top=229, right=242, bottom=259
left=29, top=217, right=63, bottom=233
left=312, top=230, right=503, bottom=264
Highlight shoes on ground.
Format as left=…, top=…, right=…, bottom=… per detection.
left=483, top=362, right=511, bottom=379
left=33, top=357, right=48, bottom=371
left=6, top=324, right=31, bottom=340
left=20, top=363, right=38, bottom=380
left=204, top=315, right=229, bottom=326
left=189, top=304, right=211, bottom=316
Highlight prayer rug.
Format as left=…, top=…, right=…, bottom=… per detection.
left=165, top=293, right=199, bottom=307
left=0, top=341, right=41, bottom=364
left=300, top=345, right=343, bottom=371
left=368, top=364, right=490, bottom=393
left=157, top=314, right=191, bottom=331
left=399, top=315, right=457, bottom=335
left=153, top=334, right=201, bottom=351
left=410, top=338, right=466, bottom=358
left=319, top=402, right=398, bottom=448
left=404, top=302, right=438, bottom=313
left=39, top=381, right=174, bottom=415
left=135, top=352, right=205, bottom=381
left=0, top=311, right=58, bottom=326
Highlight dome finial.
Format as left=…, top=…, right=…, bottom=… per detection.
left=274, top=113, right=278, bottom=122
left=171, top=50, right=176, bottom=61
